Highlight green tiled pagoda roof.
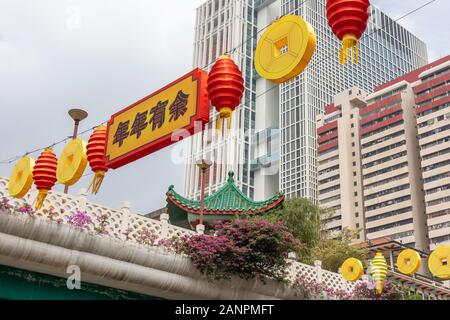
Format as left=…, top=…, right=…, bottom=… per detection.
left=166, top=171, right=284, bottom=215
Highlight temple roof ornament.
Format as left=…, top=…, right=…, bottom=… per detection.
left=166, top=171, right=285, bottom=229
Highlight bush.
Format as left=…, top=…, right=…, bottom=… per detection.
left=352, top=280, right=403, bottom=300
left=312, top=229, right=368, bottom=273
left=293, top=276, right=353, bottom=300
left=174, top=219, right=300, bottom=282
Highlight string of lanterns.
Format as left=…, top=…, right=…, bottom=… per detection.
left=0, top=0, right=437, bottom=169
left=7, top=127, right=111, bottom=209
left=341, top=248, right=450, bottom=295
left=6, top=54, right=245, bottom=209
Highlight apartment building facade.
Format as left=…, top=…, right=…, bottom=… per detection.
left=316, top=88, right=367, bottom=240
left=317, top=55, right=450, bottom=251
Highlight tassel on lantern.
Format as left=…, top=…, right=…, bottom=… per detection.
left=32, top=148, right=58, bottom=210
left=340, top=34, right=359, bottom=64
left=207, top=54, right=244, bottom=131
left=217, top=107, right=233, bottom=130
left=326, top=0, right=370, bottom=65
left=370, top=252, right=388, bottom=295
left=89, top=171, right=105, bottom=194
left=86, top=126, right=109, bottom=195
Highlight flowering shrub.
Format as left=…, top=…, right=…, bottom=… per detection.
left=293, top=276, right=353, bottom=300
left=0, top=197, right=12, bottom=211
left=352, top=280, right=402, bottom=300
left=294, top=277, right=403, bottom=300
left=66, top=210, right=93, bottom=229
left=18, top=204, right=35, bottom=217
left=94, top=212, right=111, bottom=234
left=41, top=206, right=64, bottom=223
left=136, top=227, right=158, bottom=246
left=174, top=219, right=300, bottom=282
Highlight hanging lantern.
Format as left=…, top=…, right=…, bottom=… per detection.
left=326, top=0, right=370, bottom=64
left=8, top=156, right=35, bottom=199
left=207, top=54, right=244, bottom=130
left=370, top=252, right=388, bottom=295
left=57, top=138, right=88, bottom=187
left=86, top=126, right=109, bottom=194
left=32, top=148, right=58, bottom=210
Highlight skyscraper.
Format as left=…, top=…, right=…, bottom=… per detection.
left=185, top=0, right=264, bottom=200
left=275, top=0, right=427, bottom=201
left=185, top=0, right=428, bottom=201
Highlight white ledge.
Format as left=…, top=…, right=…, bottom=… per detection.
left=0, top=210, right=299, bottom=300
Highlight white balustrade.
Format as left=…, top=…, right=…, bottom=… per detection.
left=0, top=176, right=358, bottom=294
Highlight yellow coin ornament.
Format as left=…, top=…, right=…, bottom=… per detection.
left=396, top=249, right=421, bottom=276
left=370, top=252, right=388, bottom=295
left=57, top=138, right=88, bottom=186
left=428, top=246, right=450, bottom=280
left=8, top=156, right=35, bottom=198
left=254, top=15, right=316, bottom=83
left=341, top=258, right=364, bottom=282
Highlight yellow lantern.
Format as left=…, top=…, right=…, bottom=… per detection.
left=254, top=15, right=316, bottom=83
left=396, top=249, right=421, bottom=276
left=370, top=252, right=388, bottom=295
left=341, top=258, right=364, bottom=282
left=8, top=156, right=35, bottom=198
left=57, top=138, right=88, bottom=187
left=428, top=246, right=450, bottom=280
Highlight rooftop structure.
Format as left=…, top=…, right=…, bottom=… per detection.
left=167, top=171, right=284, bottom=229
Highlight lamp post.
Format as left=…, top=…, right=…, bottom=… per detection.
left=196, top=159, right=212, bottom=233
left=64, top=108, right=88, bottom=194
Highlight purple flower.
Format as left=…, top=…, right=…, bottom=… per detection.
left=67, top=210, right=92, bottom=229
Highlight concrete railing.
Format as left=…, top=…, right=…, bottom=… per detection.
left=0, top=176, right=357, bottom=297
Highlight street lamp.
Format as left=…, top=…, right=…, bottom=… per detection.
left=196, top=159, right=212, bottom=233
left=64, top=108, right=88, bottom=194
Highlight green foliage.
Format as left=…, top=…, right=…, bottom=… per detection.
left=174, top=219, right=300, bottom=282
left=257, top=198, right=369, bottom=271
left=312, top=228, right=368, bottom=273
left=402, top=289, right=424, bottom=300
left=256, top=198, right=330, bottom=263
left=352, top=280, right=403, bottom=300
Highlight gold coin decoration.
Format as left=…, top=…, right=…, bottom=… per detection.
left=254, top=15, right=316, bottom=83
left=8, top=156, right=35, bottom=198
left=396, top=249, right=421, bottom=275
left=428, top=246, right=450, bottom=280
left=57, top=138, right=88, bottom=186
left=341, top=258, right=364, bottom=282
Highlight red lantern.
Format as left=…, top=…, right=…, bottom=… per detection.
left=86, top=126, right=109, bottom=194
left=207, top=54, right=244, bottom=130
left=326, top=0, right=370, bottom=64
left=32, top=148, right=57, bottom=209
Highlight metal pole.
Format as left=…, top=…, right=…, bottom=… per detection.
left=196, top=159, right=212, bottom=228
left=199, top=167, right=206, bottom=226
left=64, top=108, right=88, bottom=194
left=64, top=120, right=80, bottom=194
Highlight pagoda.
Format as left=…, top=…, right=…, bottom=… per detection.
left=166, top=171, right=285, bottom=229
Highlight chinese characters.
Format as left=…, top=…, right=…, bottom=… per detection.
left=112, top=90, right=190, bottom=147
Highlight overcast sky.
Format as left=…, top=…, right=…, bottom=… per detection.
left=0, top=0, right=448, bottom=215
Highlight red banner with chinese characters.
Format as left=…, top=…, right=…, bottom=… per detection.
left=105, top=68, right=209, bottom=169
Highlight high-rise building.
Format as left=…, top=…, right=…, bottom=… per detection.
left=414, top=57, right=450, bottom=250
left=185, top=0, right=428, bottom=202
left=184, top=0, right=260, bottom=200
left=274, top=0, right=427, bottom=201
left=317, top=55, right=450, bottom=251
left=316, top=88, right=367, bottom=240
